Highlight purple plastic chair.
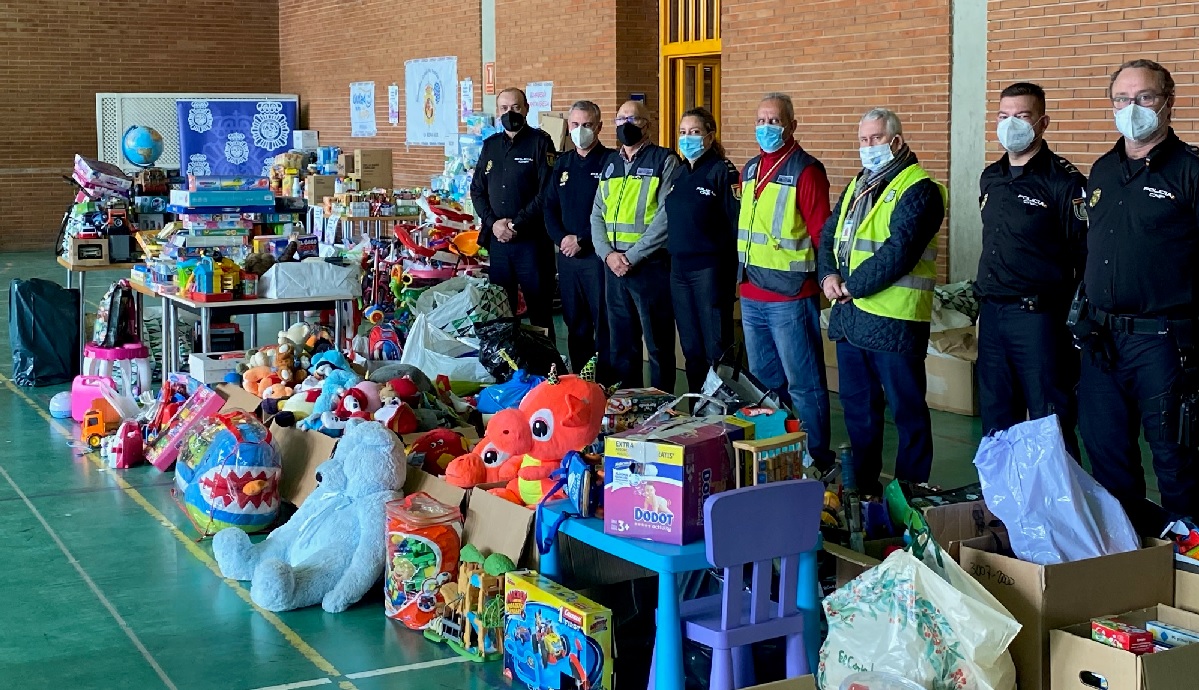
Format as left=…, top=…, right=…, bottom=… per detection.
left=649, top=479, right=825, bottom=690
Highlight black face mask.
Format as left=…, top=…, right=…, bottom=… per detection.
left=501, top=111, right=526, bottom=132
left=616, top=122, right=644, bottom=146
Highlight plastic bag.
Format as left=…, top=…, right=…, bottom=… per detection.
left=416, top=275, right=511, bottom=338
left=9, top=278, right=79, bottom=386
left=820, top=536, right=1021, bottom=690
left=477, top=369, right=544, bottom=413
left=696, top=348, right=782, bottom=416
left=973, top=415, right=1139, bottom=565
left=399, top=313, right=494, bottom=384
left=475, top=318, right=566, bottom=380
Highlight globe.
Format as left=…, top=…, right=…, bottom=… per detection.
left=122, top=126, right=165, bottom=168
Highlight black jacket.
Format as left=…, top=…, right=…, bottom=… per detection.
left=664, top=147, right=741, bottom=271
left=817, top=159, right=946, bottom=356
left=469, top=126, right=555, bottom=248
left=1085, top=129, right=1199, bottom=318
left=976, top=143, right=1088, bottom=302
left=544, top=143, right=612, bottom=258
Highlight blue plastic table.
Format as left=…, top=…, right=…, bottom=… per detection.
left=538, top=500, right=822, bottom=690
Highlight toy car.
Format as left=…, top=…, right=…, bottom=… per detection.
left=81, top=406, right=107, bottom=449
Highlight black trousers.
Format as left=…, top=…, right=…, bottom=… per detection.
left=557, top=252, right=609, bottom=380
left=977, top=300, right=1080, bottom=460
left=1079, top=331, right=1199, bottom=535
left=671, top=263, right=734, bottom=393
left=605, top=253, right=676, bottom=391
left=488, top=241, right=556, bottom=339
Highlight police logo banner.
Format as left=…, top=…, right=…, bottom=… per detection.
left=176, top=98, right=298, bottom=177
left=405, top=57, right=459, bottom=146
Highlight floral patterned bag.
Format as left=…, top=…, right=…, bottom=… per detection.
left=818, top=534, right=1021, bottom=690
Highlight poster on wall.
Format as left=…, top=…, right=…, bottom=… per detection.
left=176, top=98, right=298, bottom=178
left=388, top=84, right=400, bottom=126
left=405, top=57, right=459, bottom=146
left=350, top=81, right=377, bottom=137
left=525, top=81, right=553, bottom=128
left=460, top=78, right=474, bottom=122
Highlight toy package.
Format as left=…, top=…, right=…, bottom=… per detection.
left=385, top=492, right=463, bottom=630
left=601, top=388, right=676, bottom=435
left=424, top=544, right=518, bottom=662
left=174, top=411, right=281, bottom=536
left=145, top=385, right=226, bottom=471
left=503, top=571, right=613, bottom=690
left=603, top=417, right=734, bottom=545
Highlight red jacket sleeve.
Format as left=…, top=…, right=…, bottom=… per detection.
left=796, top=165, right=832, bottom=250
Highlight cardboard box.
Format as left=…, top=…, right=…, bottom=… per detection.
left=337, top=153, right=354, bottom=176
left=292, top=130, right=319, bottom=151
left=1176, top=566, right=1199, bottom=613
left=304, top=175, right=336, bottom=204
left=1051, top=605, right=1199, bottom=690
left=353, top=149, right=393, bottom=189
left=271, top=422, right=339, bottom=506
left=538, top=111, right=571, bottom=152
left=745, top=676, right=817, bottom=690
left=66, top=237, right=109, bottom=266
left=603, top=417, right=733, bottom=545
left=188, top=351, right=245, bottom=384
left=503, top=571, right=614, bottom=690
left=960, top=534, right=1174, bottom=690
left=824, top=538, right=906, bottom=587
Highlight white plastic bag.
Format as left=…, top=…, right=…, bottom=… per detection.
left=819, top=540, right=1021, bottom=690
left=973, top=415, right=1139, bottom=565
left=422, top=276, right=511, bottom=338
left=398, top=313, right=494, bottom=384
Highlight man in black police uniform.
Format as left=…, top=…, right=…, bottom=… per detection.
left=469, top=87, right=557, bottom=335
left=976, top=82, right=1087, bottom=460
left=1076, top=59, right=1199, bottom=536
left=544, top=100, right=612, bottom=378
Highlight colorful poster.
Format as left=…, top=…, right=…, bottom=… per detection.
left=460, top=78, right=474, bottom=122
left=350, top=81, right=377, bottom=137
left=176, top=98, right=298, bottom=178
left=388, top=84, right=400, bottom=126
left=405, top=57, right=459, bottom=146
left=525, top=81, right=553, bottom=128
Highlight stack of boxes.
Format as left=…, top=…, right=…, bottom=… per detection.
left=166, top=177, right=275, bottom=264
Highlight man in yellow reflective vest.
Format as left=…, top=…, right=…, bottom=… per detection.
left=817, top=108, right=947, bottom=496
left=590, top=100, right=680, bottom=390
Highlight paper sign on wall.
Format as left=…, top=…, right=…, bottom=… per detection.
left=350, top=81, right=377, bottom=137
left=525, top=81, right=553, bottom=128
left=460, top=79, right=474, bottom=122
left=405, top=57, right=460, bottom=146
left=388, top=84, right=400, bottom=126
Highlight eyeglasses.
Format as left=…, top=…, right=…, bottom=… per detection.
left=615, top=116, right=646, bottom=125
left=1112, top=93, right=1165, bottom=108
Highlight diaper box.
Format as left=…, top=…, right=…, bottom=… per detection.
left=603, top=417, right=734, bottom=545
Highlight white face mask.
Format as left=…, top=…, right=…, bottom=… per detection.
left=570, top=125, right=596, bottom=150
left=1114, top=103, right=1164, bottom=142
left=997, top=116, right=1037, bottom=154
left=859, top=141, right=895, bottom=172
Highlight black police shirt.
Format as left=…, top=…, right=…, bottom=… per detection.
left=544, top=143, right=612, bottom=258
left=976, top=143, right=1088, bottom=301
left=468, top=125, right=555, bottom=248
left=1085, top=129, right=1199, bottom=318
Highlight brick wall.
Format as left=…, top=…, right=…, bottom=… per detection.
left=987, top=0, right=1199, bottom=175
left=0, top=1, right=280, bottom=252
left=279, top=0, right=482, bottom=191
left=616, top=0, right=661, bottom=119
left=722, top=0, right=953, bottom=278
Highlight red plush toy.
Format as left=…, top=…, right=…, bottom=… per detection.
left=406, top=428, right=472, bottom=475
left=334, top=388, right=372, bottom=421
left=444, top=407, right=531, bottom=488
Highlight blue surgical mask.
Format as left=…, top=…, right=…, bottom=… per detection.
left=859, top=141, right=895, bottom=172
left=1115, top=103, right=1163, bottom=142
left=679, top=135, right=706, bottom=161
left=755, top=124, right=785, bottom=154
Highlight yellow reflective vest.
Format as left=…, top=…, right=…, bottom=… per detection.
left=833, top=163, right=947, bottom=322
left=737, top=148, right=819, bottom=296
left=598, top=145, right=674, bottom=251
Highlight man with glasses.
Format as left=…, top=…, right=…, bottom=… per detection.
left=544, top=100, right=612, bottom=378
left=975, top=82, right=1087, bottom=461
left=470, top=87, right=557, bottom=335
left=1074, top=59, right=1199, bottom=537
left=591, top=100, right=680, bottom=390
left=818, top=108, right=946, bottom=495
left=737, top=92, right=836, bottom=470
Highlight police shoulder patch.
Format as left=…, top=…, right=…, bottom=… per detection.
left=731, top=183, right=742, bottom=201
left=745, top=162, right=758, bottom=180
left=547, top=151, right=557, bottom=168
left=1053, top=156, right=1081, bottom=176
left=1072, top=197, right=1088, bottom=221
left=1089, top=188, right=1102, bottom=207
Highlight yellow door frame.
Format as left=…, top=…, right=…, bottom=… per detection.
left=659, top=0, right=722, bottom=145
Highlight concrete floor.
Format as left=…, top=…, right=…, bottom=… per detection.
left=0, top=251, right=1014, bottom=689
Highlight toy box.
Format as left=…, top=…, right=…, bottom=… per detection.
left=169, top=189, right=276, bottom=209
left=601, top=387, right=675, bottom=434
left=603, top=417, right=734, bottom=545
left=1092, top=617, right=1155, bottom=654
left=503, top=571, right=613, bottom=690
left=144, top=385, right=226, bottom=471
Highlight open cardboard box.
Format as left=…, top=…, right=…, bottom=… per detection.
left=1176, top=561, right=1199, bottom=614
left=1050, top=605, right=1199, bottom=690
left=960, top=534, right=1175, bottom=690
left=271, top=422, right=338, bottom=506
left=745, top=676, right=816, bottom=690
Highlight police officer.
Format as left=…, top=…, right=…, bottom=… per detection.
left=591, top=100, right=679, bottom=390
left=470, top=87, right=557, bottom=335
left=1076, top=59, right=1199, bottom=536
left=544, top=100, right=612, bottom=378
left=976, top=82, right=1087, bottom=460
